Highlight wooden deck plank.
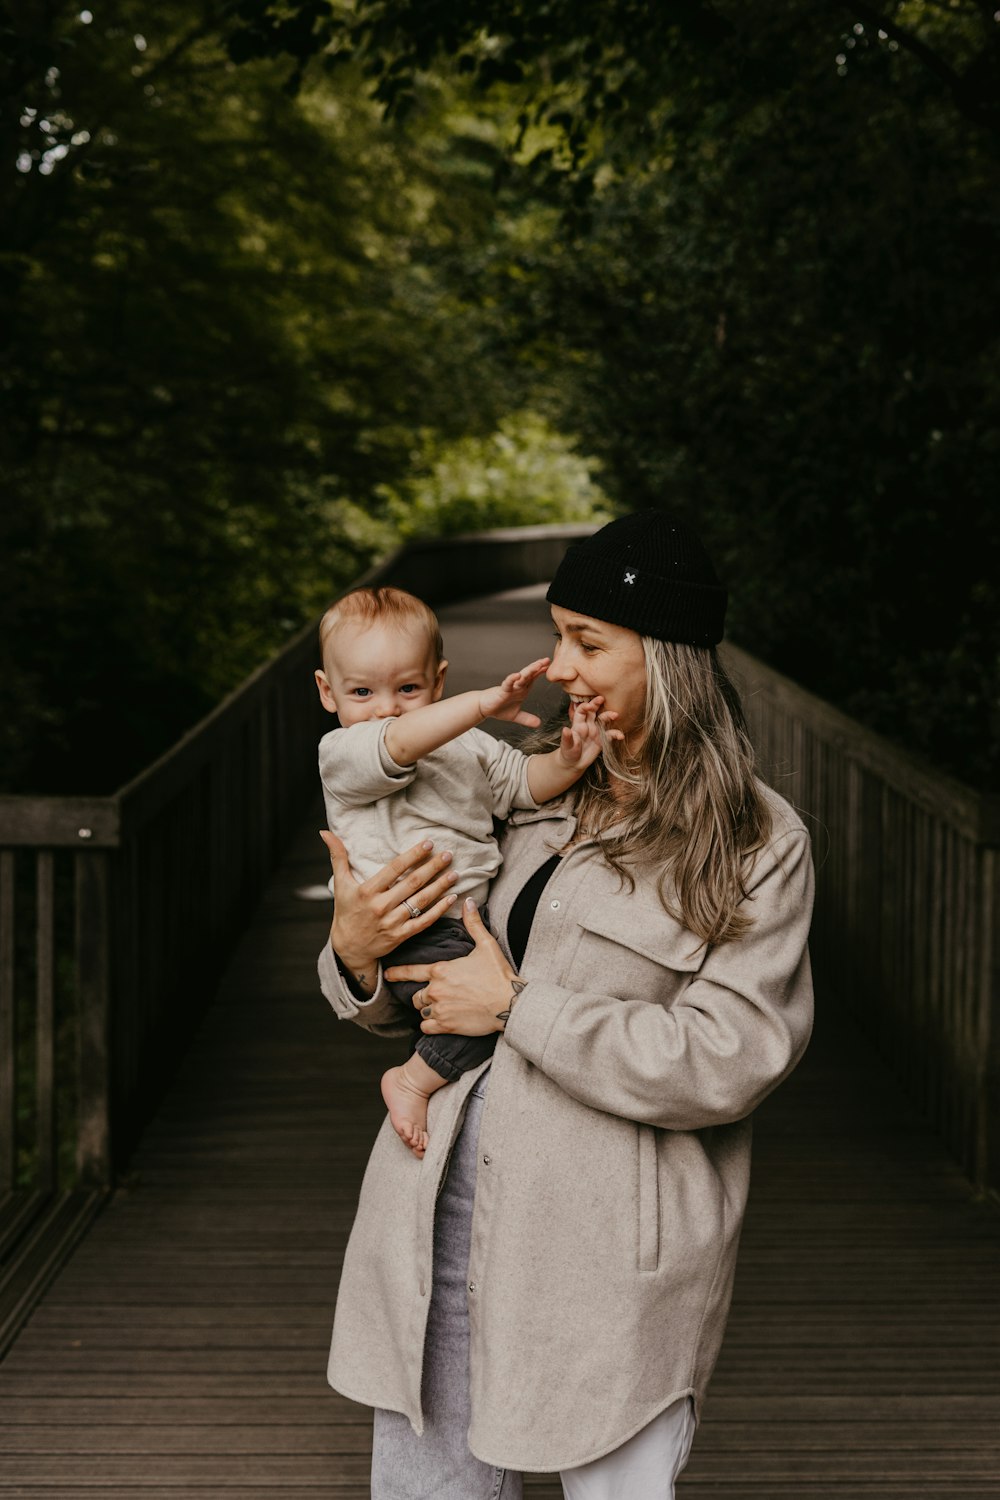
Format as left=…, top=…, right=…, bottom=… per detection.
left=0, top=586, right=998, bottom=1494
left=0, top=1492, right=993, bottom=1500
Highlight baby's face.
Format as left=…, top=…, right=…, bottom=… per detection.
left=319, top=621, right=445, bottom=727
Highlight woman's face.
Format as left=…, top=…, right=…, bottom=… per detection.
left=547, top=605, right=647, bottom=744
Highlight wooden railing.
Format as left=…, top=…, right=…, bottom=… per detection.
left=723, top=643, right=1000, bottom=1193
left=2, top=521, right=996, bottom=1354
left=0, top=523, right=596, bottom=1354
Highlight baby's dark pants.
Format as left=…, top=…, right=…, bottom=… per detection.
left=385, top=911, right=498, bottom=1083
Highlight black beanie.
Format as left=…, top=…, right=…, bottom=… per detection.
left=545, top=511, right=727, bottom=646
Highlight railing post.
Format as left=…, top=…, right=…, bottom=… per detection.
left=978, top=845, right=1000, bottom=1190
left=35, top=852, right=56, bottom=1190
left=0, top=851, right=14, bottom=1191
left=75, top=850, right=112, bottom=1187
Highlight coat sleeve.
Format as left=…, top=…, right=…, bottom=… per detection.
left=317, top=941, right=414, bottom=1038
left=319, top=720, right=417, bottom=809
left=473, top=730, right=539, bottom=819
left=501, top=827, right=815, bottom=1130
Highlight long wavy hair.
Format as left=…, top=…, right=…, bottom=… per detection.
left=533, top=640, right=773, bottom=947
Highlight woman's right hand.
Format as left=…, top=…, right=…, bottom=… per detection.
left=320, top=832, right=458, bottom=988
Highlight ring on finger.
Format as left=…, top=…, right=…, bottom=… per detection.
left=420, top=1003, right=432, bottom=1019
left=403, top=898, right=421, bottom=920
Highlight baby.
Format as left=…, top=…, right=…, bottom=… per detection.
left=315, top=585, right=616, bottom=1158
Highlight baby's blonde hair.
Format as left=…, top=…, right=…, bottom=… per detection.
left=319, top=586, right=444, bottom=666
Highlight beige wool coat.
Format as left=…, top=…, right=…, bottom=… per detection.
left=318, top=781, right=814, bottom=1473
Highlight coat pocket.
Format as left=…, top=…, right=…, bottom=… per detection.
left=574, top=899, right=706, bottom=1010
left=577, top=895, right=706, bottom=973
left=636, top=1123, right=660, bottom=1273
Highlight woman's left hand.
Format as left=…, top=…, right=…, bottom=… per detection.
left=385, top=899, right=518, bottom=1036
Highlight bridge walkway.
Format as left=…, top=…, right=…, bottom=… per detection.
left=1, top=588, right=998, bottom=1496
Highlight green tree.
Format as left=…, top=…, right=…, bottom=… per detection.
left=378, top=414, right=610, bottom=539
left=1, top=3, right=604, bottom=792
left=224, top=0, right=1000, bottom=786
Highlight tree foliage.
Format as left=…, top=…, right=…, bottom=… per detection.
left=223, top=0, right=1000, bottom=787
left=376, top=415, right=611, bottom=540
left=0, top=3, right=606, bottom=793
left=3, top=1, right=997, bottom=792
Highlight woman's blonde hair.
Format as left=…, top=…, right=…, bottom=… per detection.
left=536, top=640, right=772, bottom=947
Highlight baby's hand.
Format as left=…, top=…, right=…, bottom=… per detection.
left=558, top=696, right=623, bottom=769
left=478, top=658, right=551, bottom=727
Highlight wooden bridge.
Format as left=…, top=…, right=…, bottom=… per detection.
left=1, top=528, right=998, bottom=1495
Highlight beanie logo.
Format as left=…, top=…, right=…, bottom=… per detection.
left=623, top=571, right=636, bottom=584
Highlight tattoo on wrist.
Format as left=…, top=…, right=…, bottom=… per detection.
left=335, top=948, right=374, bottom=994
left=496, top=977, right=527, bottom=1027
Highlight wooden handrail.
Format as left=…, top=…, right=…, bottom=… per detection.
left=0, top=798, right=120, bottom=848
left=724, top=645, right=999, bottom=845
left=722, top=642, right=998, bottom=1188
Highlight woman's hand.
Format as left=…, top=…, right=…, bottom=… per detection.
left=386, top=899, right=520, bottom=1036
left=321, top=831, right=459, bottom=988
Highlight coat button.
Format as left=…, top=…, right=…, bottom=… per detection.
left=468, top=1282, right=476, bottom=1294
left=550, top=899, right=560, bottom=910
left=482, top=1154, right=491, bottom=1166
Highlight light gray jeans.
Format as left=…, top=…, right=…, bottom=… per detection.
left=371, top=1073, right=696, bottom=1499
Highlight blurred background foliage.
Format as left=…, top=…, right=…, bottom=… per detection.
left=2, top=0, right=997, bottom=793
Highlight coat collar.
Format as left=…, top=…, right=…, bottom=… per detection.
left=508, top=791, right=631, bottom=848
left=508, top=791, right=578, bottom=829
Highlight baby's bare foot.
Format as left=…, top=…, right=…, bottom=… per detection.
left=381, top=1065, right=431, bottom=1158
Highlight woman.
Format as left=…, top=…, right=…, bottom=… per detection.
left=318, top=511, right=814, bottom=1498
